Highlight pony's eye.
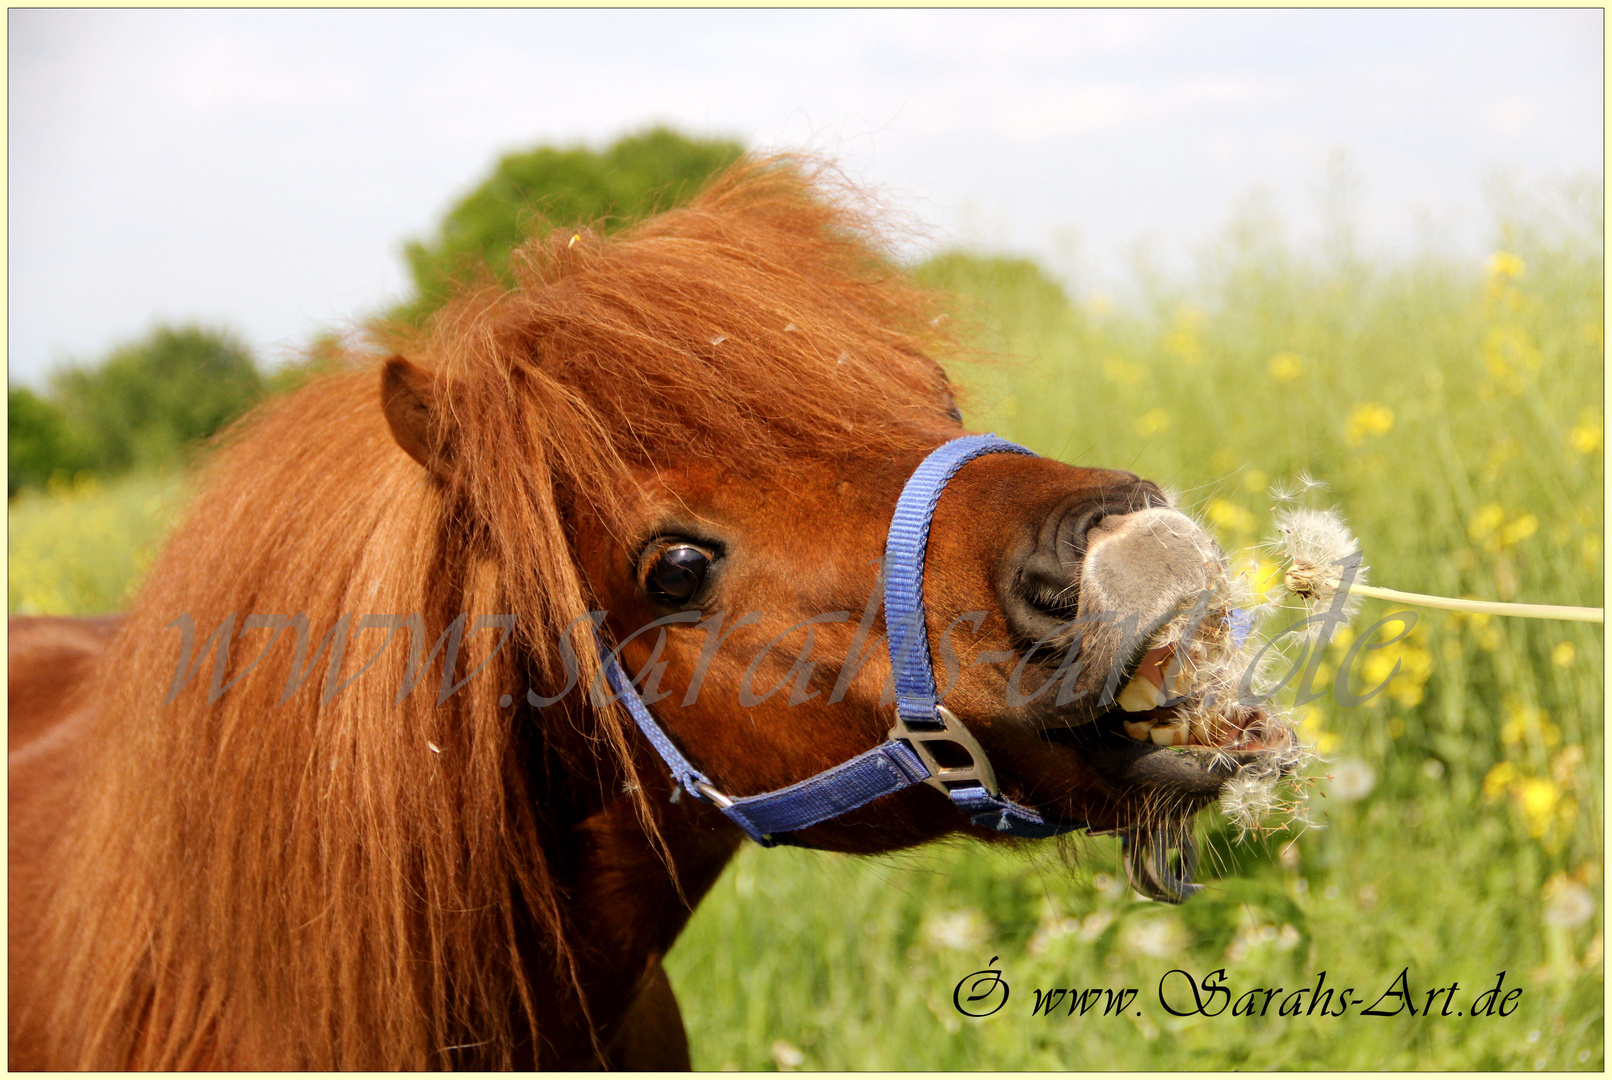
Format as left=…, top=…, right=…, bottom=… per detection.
left=643, top=544, right=712, bottom=606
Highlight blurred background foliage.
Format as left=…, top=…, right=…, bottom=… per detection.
left=7, top=129, right=1603, bottom=1070
left=392, top=126, right=743, bottom=325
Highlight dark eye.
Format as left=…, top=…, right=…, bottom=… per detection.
left=643, top=543, right=712, bottom=606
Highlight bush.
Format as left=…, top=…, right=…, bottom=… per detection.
left=49, top=324, right=266, bottom=476
left=8, top=385, right=83, bottom=496
left=395, top=126, right=743, bottom=323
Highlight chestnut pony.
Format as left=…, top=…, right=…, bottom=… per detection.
left=9, top=157, right=1289, bottom=1069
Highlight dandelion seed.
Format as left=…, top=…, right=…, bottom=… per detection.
left=709, top=334, right=727, bottom=346
left=783, top=323, right=800, bottom=333
left=1294, top=471, right=1328, bottom=494
left=568, top=233, right=580, bottom=248
left=1268, top=479, right=1301, bottom=503
left=427, top=741, right=442, bottom=754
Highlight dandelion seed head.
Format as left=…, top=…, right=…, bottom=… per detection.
left=1270, top=507, right=1368, bottom=635
left=1220, top=772, right=1278, bottom=836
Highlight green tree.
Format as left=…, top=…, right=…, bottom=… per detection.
left=51, top=324, right=266, bottom=474
left=8, top=385, right=83, bottom=496
left=395, top=126, right=744, bottom=323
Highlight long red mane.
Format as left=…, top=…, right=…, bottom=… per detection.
left=38, top=158, right=966, bottom=1068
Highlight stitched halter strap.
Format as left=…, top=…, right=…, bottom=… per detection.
left=598, top=434, right=1092, bottom=847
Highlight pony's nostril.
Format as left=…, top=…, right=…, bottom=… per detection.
left=1057, top=506, right=1113, bottom=567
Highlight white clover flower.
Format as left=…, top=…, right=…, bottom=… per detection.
left=921, top=908, right=991, bottom=953
left=1326, top=758, right=1376, bottom=802
left=1542, top=880, right=1596, bottom=930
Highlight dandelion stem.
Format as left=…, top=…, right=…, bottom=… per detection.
left=1348, top=583, right=1604, bottom=624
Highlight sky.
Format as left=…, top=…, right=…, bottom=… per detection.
left=7, top=8, right=1603, bottom=386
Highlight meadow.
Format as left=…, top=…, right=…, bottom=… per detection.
left=9, top=189, right=1602, bottom=1069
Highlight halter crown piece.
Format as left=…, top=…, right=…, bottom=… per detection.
left=599, top=435, right=1090, bottom=848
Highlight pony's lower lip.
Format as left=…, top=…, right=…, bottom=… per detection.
left=1041, top=710, right=1294, bottom=799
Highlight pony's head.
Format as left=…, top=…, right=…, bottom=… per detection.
left=381, top=156, right=1298, bottom=875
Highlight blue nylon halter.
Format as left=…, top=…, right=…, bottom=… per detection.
left=599, top=434, right=1091, bottom=847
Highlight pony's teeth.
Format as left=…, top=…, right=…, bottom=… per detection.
left=1117, top=675, right=1163, bottom=712
left=1123, top=718, right=1157, bottom=741
left=1163, top=653, right=1194, bottom=699
left=1150, top=719, right=1189, bottom=746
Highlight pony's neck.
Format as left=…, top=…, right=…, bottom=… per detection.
left=538, top=779, right=742, bottom=1065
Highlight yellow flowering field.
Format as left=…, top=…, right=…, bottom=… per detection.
left=9, top=472, right=187, bottom=616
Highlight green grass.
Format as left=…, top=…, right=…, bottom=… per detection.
left=8, top=189, right=1602, bottom=1069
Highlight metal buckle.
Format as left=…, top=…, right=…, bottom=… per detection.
left=693, top=780, right=735, bottom=809
left=889, top=704, right=999, bottom=798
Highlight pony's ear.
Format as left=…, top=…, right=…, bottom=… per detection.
left=381, top=356, right=453, bottom=477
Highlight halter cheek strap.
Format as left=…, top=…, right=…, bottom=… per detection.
left=599, top=434, right=1090, bottom=848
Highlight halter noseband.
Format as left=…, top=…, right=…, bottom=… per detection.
left=600, top=435, right=1090, bottom=848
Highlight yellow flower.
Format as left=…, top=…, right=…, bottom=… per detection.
left=1516, top=777, right=1560, bottom=838
left=1359, top=630, right=1434, bottom=710
left=1501, top=697, right=1561, bottom=747
left=1205, top=497, right=1257, bottom=535
left=1569, top=421, right=1602, bottom=456
left=1345, top=403, right=1394, bottom=447
left=1244, top=558, right=1284, bottom=604
left=1495, top=513, right=1538, bottom=547
left=1551, top=641, right=1576, bottom=667
left=1103, top=355, right=1144, bottom=386
left=1164, top=307, right=1202, bottom=364
left=1242, top=469, right=1269, bottom=494
left=1482, top=762, right=1516, bottom=802
left=1482, top=324, right=1542, bottom=378
left=1468, top=504, right=1505, bottom=545
left=1269, top=353, right=1303, bottom=382
left=1487, top=251, right=1526, bottom=279
left=1296, top=705, right=1341, bottom=756
left=1467, top=504, right=1535, bottom=552
left=1135, top=408, right=1170, bottom=436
